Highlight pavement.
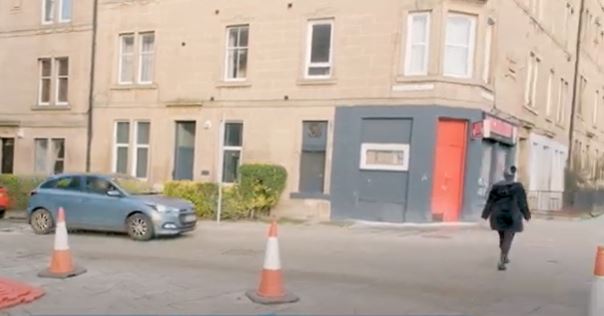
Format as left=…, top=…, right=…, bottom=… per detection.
left=0, top=215, right=601, bottom=316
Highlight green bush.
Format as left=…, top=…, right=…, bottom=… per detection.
left=238, top=164, right=287, bottom=218
left=162, top=164, right=287, bottom=220
left=0, top=175, right=46, bottom=210
left=163, top=181, right=218, bottom=218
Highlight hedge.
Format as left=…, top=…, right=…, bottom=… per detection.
left=0, top=175, right=46, bottom=210
left=163, top=164, right=287, bottom=220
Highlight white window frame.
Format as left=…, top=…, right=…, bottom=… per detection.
left=524, top=53, right=540, bottom=108
left=132, top=121, right=150, bottom=180
left=482, top=22, right=494, bottom=83
left=443, top=13, right=477, bottom=79
left=224, top=25, right=249, bottom=81
left=530, top=0, right=543, bottom=20
left=579, top=76, right=587, bottom=116
left=54, top=57, right=69, bottom=106
left=137, top=32, right=155, bottom=85
left=594, top=90, right=600, bottom=126
left=305, top=19, right=334, bottom=79
left=118, top=33, right=135, bottom=85
left=557, top=79, right=568, bottom=124
left=545, top=69, right=554, bottom=117
left=359, top=143, right=410, bottom=172
left=220, top=121, right=244, bottom=183
left=404, top=12, right=431, bottom=76
left=58, top=0, right=71, bottom=23
left=42, top=0, right=54, bottom=24
left=38, top=58, right=52, bottom=106
left=112, top=121, right=131, bottom=174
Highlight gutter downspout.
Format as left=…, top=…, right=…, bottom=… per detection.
left=85, top=0, right=99, bottom=172
left=568, top=0, right=586, bottom=168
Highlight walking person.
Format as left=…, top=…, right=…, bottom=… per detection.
left=481, top=165, right=531, bottom=271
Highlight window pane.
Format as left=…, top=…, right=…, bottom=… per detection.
left=310, top=23, right=332, bottom=63
left=58, top=78, right=68, bottom=103
left=299, top=121, right=328, bottom=193
left=140, top=54, right=154, bottom=82
left=116, top=122, right=129, bottom=144
left=55, top=177, right=80, bottom=191
left=34, top=139, right=48, bottom=173
left=85, top=177, right=115, bottom=194
left=41, top=59, right=51, bottom=77
left=54, top=161, right=64, bottom=174
left=228, top=28, right=239, bottom=47
left=136, top=148, right=149, bottom=178
left=222, top=150, right=241, bottom=183
left=299, top=151, right=326, bottom=193
left=301, top=121, right=327, bottom=151
left=60, top=0, right=71, bottom=21
left=57, top=58, right=68, bottom=76
left=409, top=45, right=426, bottom=74
left=308, top=67, right=330, bottom=76
left=227, top=50, right=237, bottom=79
left=116, top=147, right=128, bottom=174
left=224, top=123, right=243, bottom=147
left=237, top=49, right=248, bottom=78
left=447, top=16, right=471, bottom=45
left=366, top=150, right=405, bottom=166
left=239, top=27, right=249, bottom=47
left=444, top=46, right=468, bottom=76
left=120, top=55, right=134, bottom=83
left=52, top=139, right=65, bottom=159
left=141, top=33, right=154, bottom=53
left=122, top=35, right=134, bottom=54
left=44, top=0, right=54, bottom=22
left=41, top=79, right=51, bottom=103
left=137, top=122, right=150, bottom=145
left=411, top=15, right=427, bottom=43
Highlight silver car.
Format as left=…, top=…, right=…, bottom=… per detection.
left=27, top=173, right=197, bottom=241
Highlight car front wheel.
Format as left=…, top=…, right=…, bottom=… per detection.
left=127, top=213, right=154, bottom=241
left=31, top=208, right=54, bottom=235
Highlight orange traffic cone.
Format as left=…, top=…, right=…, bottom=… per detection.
left=246, top=220, right=298, bottom=305
left=38, top=208, right=86, bottom=279
left=590, top=246, right=604, bottom=316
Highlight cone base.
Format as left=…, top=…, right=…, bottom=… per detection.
left=246, top=289, right=299, bottom=305
left=38, top=265, right=86, bottom=279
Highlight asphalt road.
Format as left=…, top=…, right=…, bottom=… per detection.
left=0, top=216, right=601, bottom=315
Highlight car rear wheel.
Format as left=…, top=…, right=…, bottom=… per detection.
left=127, top=213, right=154, bottom=241
left=31, top=208, right=54, bottom=235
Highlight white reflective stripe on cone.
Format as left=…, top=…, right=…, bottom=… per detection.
left=54, top=222, right=70, bottom=251
left=263, top=237, right=281, bottom=270
left=590, top=277, right=604, bottom=316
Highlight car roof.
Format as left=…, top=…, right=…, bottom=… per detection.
left=44, top=173, right=126, bottom=181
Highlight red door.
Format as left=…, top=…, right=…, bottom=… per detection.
left=431, top=120, right=468, bottom=222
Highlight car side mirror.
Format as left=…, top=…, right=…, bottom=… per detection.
left=107, top=190, right=122, bottom=197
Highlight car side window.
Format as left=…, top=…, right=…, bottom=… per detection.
left=43, top=176, right=81, bottom=191
left=85, top=177, right=117, bottom=195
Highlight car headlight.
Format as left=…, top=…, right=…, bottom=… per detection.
left=147, top=203, right=178, bottom=213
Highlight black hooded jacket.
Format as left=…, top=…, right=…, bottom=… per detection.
left=481, top=180, right=531, bottom=232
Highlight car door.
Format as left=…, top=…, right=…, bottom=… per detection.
left=80, top=176, right=129, bottom=231
left=46, top=176, right=85, bottom=228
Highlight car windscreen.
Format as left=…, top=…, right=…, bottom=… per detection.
left=112, top=176, right=158, bottom=195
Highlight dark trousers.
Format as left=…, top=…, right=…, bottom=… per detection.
left=498, top=230, right=515, bottom=257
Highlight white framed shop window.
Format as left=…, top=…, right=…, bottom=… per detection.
left=359, top=143, right=410, bottom=171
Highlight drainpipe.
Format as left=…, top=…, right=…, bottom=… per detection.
left=85, top=0, right=99, bottom=172
left=568, top=0, right=586, bottom=168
